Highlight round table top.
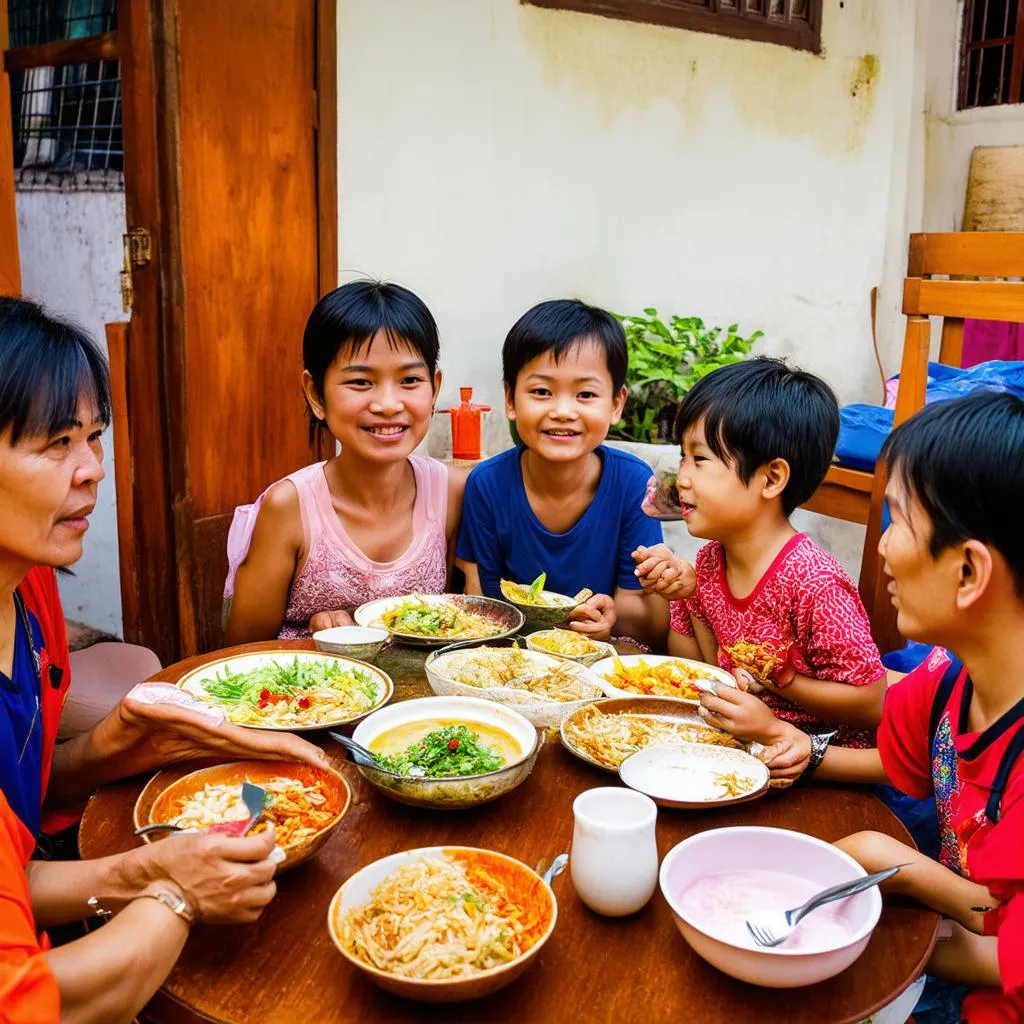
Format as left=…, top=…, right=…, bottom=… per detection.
left=79, top=641, right=938, bottom=1024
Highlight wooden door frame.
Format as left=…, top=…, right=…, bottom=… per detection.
left=0, top=1, right=21, bottom=295
left=117, top=0, right=338, bottom=664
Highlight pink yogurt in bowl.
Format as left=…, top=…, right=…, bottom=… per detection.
left=659, top=827, right=882, bottom=988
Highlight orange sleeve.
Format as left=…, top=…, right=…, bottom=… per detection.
left=0, top=801, right=59, bottom=1024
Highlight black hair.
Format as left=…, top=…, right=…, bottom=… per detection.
left=502, top=299, right=627, bottom=392
left=881, top=391, right=1024, bottom=590
left=0, top=296, right=111, bottom=445
left=302, top=280, right=440, bottom=445
left=674, top=356, right=839, bottom=515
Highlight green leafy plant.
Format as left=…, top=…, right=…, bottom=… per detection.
left=609, top=309, right=762, bottom=444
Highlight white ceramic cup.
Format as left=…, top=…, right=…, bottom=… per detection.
left=571, top=787, right=658, bottom=916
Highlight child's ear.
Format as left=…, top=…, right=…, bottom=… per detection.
left=610, top=386, right=628, bottom=425
left=301, top=370, right=326, bottom=422
left=956, top=540, right=994, bottom=611
left=760, top=458, right=791, bottom=501
left=504, top=382, right=516, bottom=420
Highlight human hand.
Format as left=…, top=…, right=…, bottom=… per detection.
left=138, top=827, right=279, bottom=924
left=732, top=666, right=768, bottom=696
left=757, top=724, right=812, bottom=783
left=631, top=545, right=697, bottom=600
left=86, top=692, right=329, bottom=782
left=309, top=609, right=355, bottom=633
left=698, top=683, right=786, bottom=745
left=569, top=594, right=617, bottom=641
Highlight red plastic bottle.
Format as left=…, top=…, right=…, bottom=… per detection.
left=442, top=387, right=491, bottom=461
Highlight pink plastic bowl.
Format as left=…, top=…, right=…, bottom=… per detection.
left=659, top=826, right=882, bottom=988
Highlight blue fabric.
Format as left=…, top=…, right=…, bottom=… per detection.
left=0, top=604, right=44, bottom=836
left=913, top=976, right=969, bottom=1024
left=883, top=641, right=945, bottom=673
left=457, top=445, right=663, bottom=599
left=835, top=360, right=1024, bottom=471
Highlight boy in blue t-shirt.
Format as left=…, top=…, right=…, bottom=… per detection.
left=457, top=299, right=669, bottom=645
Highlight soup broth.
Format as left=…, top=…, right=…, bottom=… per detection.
left=370, top=719, right=522, bottom=765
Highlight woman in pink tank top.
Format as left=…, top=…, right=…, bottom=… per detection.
left=224, top=282, right=466, bottom=641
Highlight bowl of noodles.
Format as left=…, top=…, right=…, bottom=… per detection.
left=176, top=649, right=393, bottom=731
left=591, top=654, right=736, bottom=705
left=524, top=629, right=616, bottom=668
left=349, top=696, right=541, bottom=809
left=354, top=594, right=524, bottom=649
left=424, top=640, right=608, bottom=728
left=328, top=846, right=557, bottom=1002
left=135, top=760, right=350, bottom=872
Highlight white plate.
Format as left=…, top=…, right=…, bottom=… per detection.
left=177, top=649, right=393, bottom=731
left=619, top=742, right=769, bottom=808
left=592, top=654, right=736, bottom=705
left=353, top=594, right=523, bottom=648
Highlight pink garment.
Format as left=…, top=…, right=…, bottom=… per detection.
left=225, top=457, right=449, bottom=638
left=962, top=319, right=1024, bottom=368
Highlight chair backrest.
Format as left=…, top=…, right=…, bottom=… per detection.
left=903, top=231, right=1024, bottom=367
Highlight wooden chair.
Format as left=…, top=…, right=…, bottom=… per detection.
left=803, top=232, right=1024, bottom=652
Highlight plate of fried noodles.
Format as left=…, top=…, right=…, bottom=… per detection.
left=136, top=759, right=351, bottom=872
left=328, top=846, right=557, bottom=1002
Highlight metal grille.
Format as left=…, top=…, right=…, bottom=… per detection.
left=8, top=0, right=116, bottom=47
left=6, top=1, right=122, bottom=189
left=958, top=0, right=1024, bottom=109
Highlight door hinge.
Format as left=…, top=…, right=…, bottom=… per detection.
left=125, top=227, right=152, bottom=267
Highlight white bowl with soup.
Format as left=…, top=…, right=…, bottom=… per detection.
left=349, top=696, right=542, bottom=809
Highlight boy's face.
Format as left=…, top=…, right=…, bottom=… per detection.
left=676, top=419, right=774, bottom=541
left=879, top=477, right=965, bottom=644
left=505, top=341, right=626, bottom=464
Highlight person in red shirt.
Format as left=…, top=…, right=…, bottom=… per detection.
left=728, top=392, right=1024, bottom=1023
left=633, top=357, right=886, bottom=745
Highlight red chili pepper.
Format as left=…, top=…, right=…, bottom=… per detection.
left=298, top=697, right=311, bottom=709
left=448, top=739, right=460, bottom=751
left=259, top=689, right=270, bottom=701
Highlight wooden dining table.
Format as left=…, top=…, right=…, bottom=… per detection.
left=79, top=640, right=939, bottom=1024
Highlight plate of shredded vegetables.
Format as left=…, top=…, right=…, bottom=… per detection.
left=354, top=594, right=523, bottom=648
left=177, top=650, right=393, bottom=730
left=328, top=846, right=557, bottom=1001
left=136, top=759, right=351, bottom=871
left=592, top=654, right=735, bottom=704
left=560, top=698, right=754, bottom=773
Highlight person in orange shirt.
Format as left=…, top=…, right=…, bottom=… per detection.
left=0, top=784, right=281, bottom=1024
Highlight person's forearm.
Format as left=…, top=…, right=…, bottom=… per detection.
left=614, top=592, right=668, bottom=650
left=668, top=629, right=704, bottom=662
left=27, top=848, right=158, bottom=928
left=778, top=674, right=885, bottom=729
left=929, top=922, right=1002, bottom=989
left=46, top=724, right=128, bottom=808
left=816, top=745, right=890, bottom=785
left=45, top=898, right=188, bottom=1024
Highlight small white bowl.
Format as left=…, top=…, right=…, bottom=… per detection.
left=524, top=630, right=616, bottom=668
left=659, top=826, right=881, bottom=988
left=313, top=625, right=389, bottom=662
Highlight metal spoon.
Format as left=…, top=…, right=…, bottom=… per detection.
left=537, top=852, right=569, bottom=887
left=134, top=782, right=268, bottom=838
left=328, top=731, right=406, bottom=777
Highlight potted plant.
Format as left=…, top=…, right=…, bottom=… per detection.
left=609, top=309, right=763, bottom=445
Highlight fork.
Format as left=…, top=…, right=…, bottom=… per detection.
left=745, top=865, right=905, bottom=948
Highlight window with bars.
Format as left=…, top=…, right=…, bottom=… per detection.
left=6, top=0, right=122, bottom=189
left=958, top=0, right=1024, bottom=109
left=521, top=0, right=823, bottom=53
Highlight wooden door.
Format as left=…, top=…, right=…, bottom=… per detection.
left=117, top=0, right=337, bottom=663
left=0, top=1, right=20, bottom=295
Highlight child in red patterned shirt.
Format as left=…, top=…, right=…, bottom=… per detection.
left=633, top=357, right=886, bottom=746
left=755, top=392, right=1024, bottom=1024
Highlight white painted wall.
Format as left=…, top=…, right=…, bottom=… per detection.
left=338, top=0, right=929, bottom=578
left=921, top=0, right=1024, bottom=231
left=15, top=190, right=126, bottom=635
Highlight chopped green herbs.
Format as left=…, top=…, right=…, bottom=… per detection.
left=373, top=725, right=504, bottom=778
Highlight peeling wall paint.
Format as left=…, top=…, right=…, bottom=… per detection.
left=15, top=191, right=126, bottom=634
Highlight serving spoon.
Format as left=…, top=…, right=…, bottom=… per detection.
left=328, top=731, right=411, bottom=778
left=134, top=782, right=268, bottom=838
